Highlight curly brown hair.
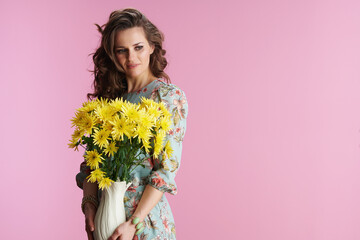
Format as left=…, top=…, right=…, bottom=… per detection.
left=86, top=8, right=171, bottom=100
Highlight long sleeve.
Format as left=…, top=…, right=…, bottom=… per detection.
left=147, top=85, right=188, bottom=195
left=75, top=152, right=91, bottom=190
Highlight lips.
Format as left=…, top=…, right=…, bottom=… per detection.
left=127, top=64, right=139, bottom=69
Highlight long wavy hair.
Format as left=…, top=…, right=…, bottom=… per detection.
left=87, top=8, right=171, bottom=100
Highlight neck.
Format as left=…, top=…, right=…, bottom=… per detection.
left=126, top=72, right=156, bottom=93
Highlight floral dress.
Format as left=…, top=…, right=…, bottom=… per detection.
left=75, top=77, right=188, bottom=240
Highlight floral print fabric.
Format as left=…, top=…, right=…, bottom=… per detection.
left=75, top=77, right=188, bottom=240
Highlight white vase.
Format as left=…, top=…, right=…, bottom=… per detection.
left=93, top=179, right=132, bottom=240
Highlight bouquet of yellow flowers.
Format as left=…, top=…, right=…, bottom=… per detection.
left=68, top=96, right=174, bottom=190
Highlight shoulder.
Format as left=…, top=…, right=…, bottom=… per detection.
left=151, top=78, right=188, bottom=119
left=154, top=78, right=186, bottom=96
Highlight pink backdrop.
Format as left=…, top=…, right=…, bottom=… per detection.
left=1, top=0, right=360, bottom=239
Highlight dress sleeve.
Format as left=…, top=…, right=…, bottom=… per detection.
left=147, top=85, right=188, bottom=195
left=75, top=152, right=91, bottom=190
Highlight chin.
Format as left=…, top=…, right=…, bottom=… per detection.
left=126, top=72, right=141, bottom=79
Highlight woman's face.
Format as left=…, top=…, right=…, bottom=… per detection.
left=114, top=26, right=155, bottom=79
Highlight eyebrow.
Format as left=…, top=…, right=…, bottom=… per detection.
left=115, top=42, right=144, bottom=48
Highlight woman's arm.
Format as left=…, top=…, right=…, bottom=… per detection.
left=130, top=184, right=164, bottom=222
left=108, top=184, right=164, bottom=240
left=82, top=178, right=98, bottom=217
left=83, top=179, right=98, bottom=240
left=83, top=178, right=98, bottom=198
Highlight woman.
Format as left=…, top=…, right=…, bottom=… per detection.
left=75, top=8, right=188, bottom=240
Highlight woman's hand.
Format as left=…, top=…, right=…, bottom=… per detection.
left=107, top=220, right=137, bottom=240
left=84, top=202, right=97, bottom=240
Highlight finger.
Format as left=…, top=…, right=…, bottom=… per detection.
left=86, top=229, right=94, bottom=240
left=107, top=231, right=120, bottom=240
left=85, top=218, right=95, bottom=240
left=85, top=224, right=94, bottom=240
left=135, top=226, right=144, bottom=235
left=89, top=218, right=95, bottom=232
left=85, top=215, right=95, bottom=232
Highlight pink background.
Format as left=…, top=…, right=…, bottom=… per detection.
left=1, top=0, right=360, bottom=239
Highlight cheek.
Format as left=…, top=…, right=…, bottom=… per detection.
left=116, top=56, right=128, bottom=67
left=115, top=55, right=123, bottom=62
left=139, top=51, right=151, bottom=61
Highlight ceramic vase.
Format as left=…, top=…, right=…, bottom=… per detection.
left=93, top=179, right=132, bottom=240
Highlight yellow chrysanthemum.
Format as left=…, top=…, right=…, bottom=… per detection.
left=142, top=139, right=152, bottom=154
left=102, top=121, right=114, bottom=132
left=139, top=102, right=147, bottom=110
left=93, top=128, right=111, bottom=149
left=121, top=102, right=141, bottom=123
left=68, top=139, right=79, bottom=151
left=139, top=97, right=157, bottom=109
left=138, top=108, right=156, bottom=129
left=103, top=141, right=118, bottom=157
left=154, top=118, right=162, bottom=129
left=153, top=129, right=167, bottom=158
left=95, top=105, right=116, bottom=122
left=158, top=101, right=172, bottom=118
left=86, top=168, right=105, bottom=183
left=164, top=140, right=173, bottom=159
left=159, top=115, right=172, bottom=131
left=71, top=128, right=85, bottom=142
left=135, top=126, right=152, bottom=144
left=126, top=121, right=138, bottom=139
left=99, top=177, right=114, bottom=190
left=153, top=142, right=163, bottom=159
left=85, top=149, right=104, bottom=170
left=81, top=114, right=96, bottom=135
left=78, top=100, right=98, bottom=113
left=95, top=97, right=109, bottom=107
left=110, top=98, right=125, bottom=112
left=71, top=111, right=88, bottom=128
left=109, top=115, right=131, bottom=141
left=145, top=104, right=162, bottom=119
left=139, top=96, right=154, bottom=105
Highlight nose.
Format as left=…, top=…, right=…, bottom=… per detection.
left=127, top=49, right=136, bottom=62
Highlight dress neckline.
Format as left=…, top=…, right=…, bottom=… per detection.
left=125, top=77, right=162, bottom=95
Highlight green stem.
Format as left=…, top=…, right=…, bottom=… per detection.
left=128, top=155, right=146, bottom=175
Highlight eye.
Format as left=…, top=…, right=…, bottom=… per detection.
left=116, top=46, right=143, bottom=54
left=116, top=49, right=126, bottom=54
